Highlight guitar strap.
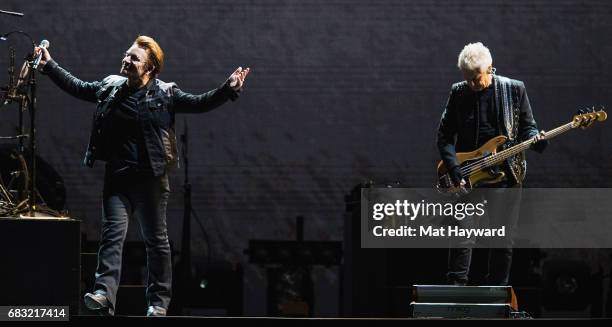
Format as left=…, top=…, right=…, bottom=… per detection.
left=494, top=75, right=518, bottom=141
left=494, top=75, right=526, bottom=185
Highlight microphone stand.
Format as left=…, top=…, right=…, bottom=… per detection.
left=26, top=55, right=37, bottom=216
left=1, top=31, right=38, bottom=216
left=10, top=48, right=29, bottom=202
left=181, top=120, right=192, bottom=277
left=174, top=120, right=192, bottom=313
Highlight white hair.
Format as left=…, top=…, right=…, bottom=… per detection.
left=457, top=42, right=492, bottom=72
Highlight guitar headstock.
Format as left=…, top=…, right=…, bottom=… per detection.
left=572, top=106, right=607, bottom=129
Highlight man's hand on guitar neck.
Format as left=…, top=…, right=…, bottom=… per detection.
left=531, top=130, right=548, bottom=153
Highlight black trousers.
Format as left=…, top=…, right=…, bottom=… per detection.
left=447, top=185, right=522, bottom=286
left=92, top=167, right=172, bottom=313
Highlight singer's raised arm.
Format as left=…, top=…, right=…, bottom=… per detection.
left=171, top=81, right=239, bottom=114
left=42, top=59, right=102, bottom=103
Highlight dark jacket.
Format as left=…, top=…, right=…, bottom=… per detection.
left=43, top=59, right=239, bottom=176
left=437, top=74, right=545, bottom=184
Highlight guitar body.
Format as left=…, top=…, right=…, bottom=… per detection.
left=436, top=135, right=509, bottom=190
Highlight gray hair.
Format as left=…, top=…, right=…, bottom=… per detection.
left=457, top=42, right=492, bottom=72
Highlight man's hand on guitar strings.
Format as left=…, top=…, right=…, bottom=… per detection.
left=450, top=178, right=469, bottom=195
left=449, top=166, right=463, bottom=186
left=449, top=166, right=469, bottom=194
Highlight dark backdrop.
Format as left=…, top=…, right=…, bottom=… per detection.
left=1, top=0, right=611, bottom=316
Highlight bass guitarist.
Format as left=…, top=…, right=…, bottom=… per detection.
left=436, top=42, right=547, bottom=286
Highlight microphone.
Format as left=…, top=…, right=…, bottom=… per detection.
left=32, top=39, right=50, bottom=69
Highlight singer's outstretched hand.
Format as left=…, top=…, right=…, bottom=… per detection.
left=34, top=46, right=51, bottom=68
left=227, top=67, right=250, bottom=91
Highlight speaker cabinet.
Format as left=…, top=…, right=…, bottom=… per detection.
left=0, top=217, right=80, bottom=314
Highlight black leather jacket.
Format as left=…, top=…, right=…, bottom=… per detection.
left=43, top=59, right=238, bottom=176
left=437, top=75, right=545, bottom=184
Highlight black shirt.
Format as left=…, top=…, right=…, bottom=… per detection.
left=476, top=84, right=498, bottom=147
left=104, top=83, right=152, bottom=174
left=475, top=84, right=511, bottom=182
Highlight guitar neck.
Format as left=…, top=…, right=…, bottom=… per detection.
left=464, top=122, right=574, bottom=174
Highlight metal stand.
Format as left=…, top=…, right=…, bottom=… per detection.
left=180, top=120, right=192, bottom=279
left=170, top=121, right=192, bottom=314
left=1, top=29, right=59, bottom=217
left=26, top=61, right=37, bottom=216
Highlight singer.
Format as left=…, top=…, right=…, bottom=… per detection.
left=35, top=35, right=250, bottom=316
